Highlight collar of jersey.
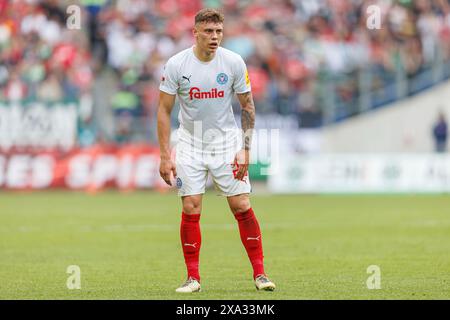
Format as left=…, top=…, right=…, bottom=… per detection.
left=191, top=45, right=219, bottom=65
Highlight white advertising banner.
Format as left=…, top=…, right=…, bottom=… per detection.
left=0, top=102, right=77, bottom=150
left=268, top=154, right=450, bottom=193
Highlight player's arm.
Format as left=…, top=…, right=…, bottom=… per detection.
left=157, top=90, right=177, bottom=186
left=235, top=91, right=256, bottom=180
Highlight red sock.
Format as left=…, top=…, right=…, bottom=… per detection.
left=234, top=208, right=265, bottom=279
left=180, top=213, right=201, bottom=281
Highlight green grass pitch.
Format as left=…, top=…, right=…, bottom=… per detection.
left=1, top=191, right=449, bottom=299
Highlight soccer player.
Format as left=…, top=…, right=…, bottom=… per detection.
left=157, top=8, right=275, bottom=293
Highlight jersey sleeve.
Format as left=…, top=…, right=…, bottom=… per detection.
left=233, top=55, right=251, bottom=94
left=159, top=58, right=178, bottom=95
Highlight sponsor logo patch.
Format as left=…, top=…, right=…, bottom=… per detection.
left=245, top=70, right=250, bottom=86
left=189, top=87, right=224, bottom=100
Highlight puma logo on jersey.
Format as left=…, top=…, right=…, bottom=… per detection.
left=182, top=75, right=192, bottom=83
left=246, top=236, right=260, bottom=241
left=184, top=242, right=198, bottom=248
left=189, top=87, right=224, bottom=100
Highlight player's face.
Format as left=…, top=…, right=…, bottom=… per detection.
left=193, top=22, right=223, bottom=55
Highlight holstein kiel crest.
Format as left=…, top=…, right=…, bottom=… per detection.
left=176, top=177, right=182, bottom=189
left=216, top=72, right=228, bottom=85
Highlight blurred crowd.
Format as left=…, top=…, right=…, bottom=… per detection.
left=1, top=0, right=450, bottom=146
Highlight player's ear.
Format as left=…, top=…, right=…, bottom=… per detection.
left=192, top=26, right=198, bottom=38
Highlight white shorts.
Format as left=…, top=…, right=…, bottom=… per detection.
left=175, top=142, right=251, bottom=197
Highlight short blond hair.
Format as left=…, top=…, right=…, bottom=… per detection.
left=194, top=8, right=224, bottom=25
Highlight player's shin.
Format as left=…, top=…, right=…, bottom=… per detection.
left=180, top=213, right=202, bottom=281
left=234, top=208, right=265, bottom=279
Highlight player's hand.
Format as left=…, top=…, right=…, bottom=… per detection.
left=159, top=158, right=177, bottom=186
left=233, top=149, right=250, bottom=181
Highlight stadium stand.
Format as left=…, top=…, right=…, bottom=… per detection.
left=1, top=0, right=450, bottom=147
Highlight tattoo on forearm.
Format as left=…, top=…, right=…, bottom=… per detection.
left=241, top=93, right=255, bottom=151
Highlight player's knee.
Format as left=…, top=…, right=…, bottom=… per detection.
left=230, top=198, right=251, bottom=215
left=182, top=199, right=202, bottom=214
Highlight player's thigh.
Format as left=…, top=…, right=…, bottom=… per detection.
left=175, top=162, right=208, bottom=196
left=227, top=193, right=251, bottom=215
left=181, top=194, right=203, bottom=215
left=208, top=157, right=251, bottom=197
left=175, top=147, right=208, bottom=197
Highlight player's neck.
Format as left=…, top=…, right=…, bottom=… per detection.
left=193, top=45, right=216, bottom=63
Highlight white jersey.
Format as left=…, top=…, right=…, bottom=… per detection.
left=160, top=46, right=251, bottom=154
